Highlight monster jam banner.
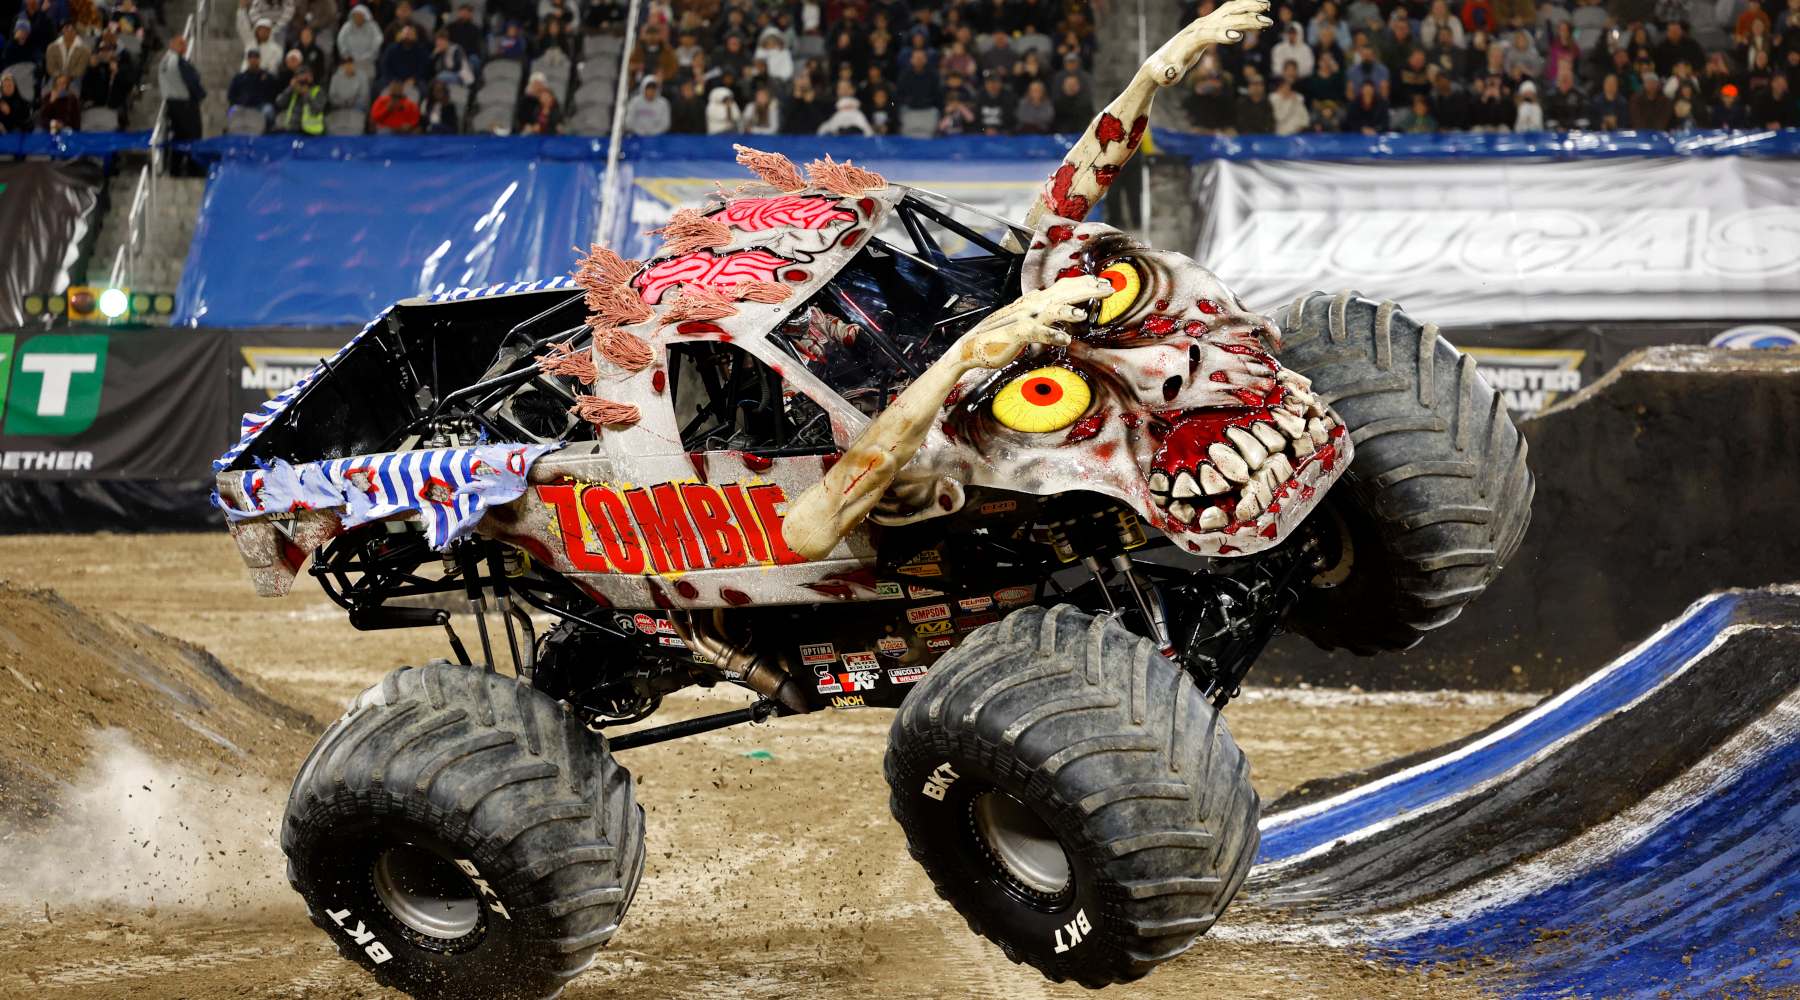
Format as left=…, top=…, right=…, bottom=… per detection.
left=0, top=161, right=103, bottom=329
left=1193, top=157, right=1800, bottom=327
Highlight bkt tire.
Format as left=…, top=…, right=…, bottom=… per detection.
left=884, top=606, right=1260, bottom=987
left=281, top=660, right=645, bottom=1000
left=1274, top=291, right=1534, bottom=654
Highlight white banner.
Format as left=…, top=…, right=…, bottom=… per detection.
left=1193, top=158, right=1800, bottom=326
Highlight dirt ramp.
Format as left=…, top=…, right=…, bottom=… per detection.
left=0, top=582, right=318, bottom=912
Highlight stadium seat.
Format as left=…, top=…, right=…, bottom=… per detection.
left=324, top=108, right=367, bottom=135
left=899, top=107, right=937, bottom=139
left=570, top=78, right=613, bottom=112
left=532, top=51, right=572, bottom=103
left=576, top=57, right=619, bottom=85
left=225, top=108, right=267, bottom=134
left=447, top=83, right=470, bottom=110
left=481, top=59, right=523, bottom=91
left=565, top=103, right=610, bottom=136
left=81, top=106, right=119, bottom=131
left=2, top=61, right=38, bottom=100
left=470, top=101, right=512, bottom=133
left=583, top=33, right=624, bottom=62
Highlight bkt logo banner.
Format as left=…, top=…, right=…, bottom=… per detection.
left=0, top=334, right=109, bottom=435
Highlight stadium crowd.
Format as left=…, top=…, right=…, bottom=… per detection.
left=4, top=0, right=1796, bottom=136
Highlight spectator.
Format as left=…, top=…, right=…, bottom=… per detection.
left=979, top=30, right=1014, bottom=77
left=1050, top=68, right=1093, bottom=131
left=0, top=74, right=31, bottom=132
left=756, top=28, right=793, bottom=84
left=1427, top=29, right=1467, bottom=81
left=1738, top=0, right=1773, bottom=37
left=45, top=23, right=89, bottom=91
left=491, top=21, right=529, bottom=62
left=1430, top=72, right=1473, bottom=129
left=623, top=75, right=669, bottom=134
left=229, top=48, right=279, bottom=118
left=629, top=22, right=679, bottom=82
left=17, top=0, right=56, bottom=60
left=1345, top=40, right=1390, bottom=100
left=1271, top=23, right=1314, bottom=80
left=1421, top=0, right=1464, bottom=49
left=380, top=25, right=431, bottom=95
left=370, top=77, right=419, bottom=132
left=243, top=19, right=283, bottom=71
left=784, top=75, right=831, bottom=132
left=1750, top=73, right=1795, bottom=125
left=704, top=84, right=740, bottom=132
left=1394, top=48, right=1432, bottom=104
left=160, top=34, right=205, bottom=175
left=1653, top=22, right=1705, bottom=78
left=1712, top=82, right=1751, bottom=126
left=420, top=78, right=458, bottom=133
left=1016, top=77, right=1054, bottom=132
left=2, top=25, right=35, bottom=74
left=819, top=89, right=874, bottom=134
left=1303, top=51, right=1346, bottom=104
left=1396, top=91, right=1437, bottom=131
left=941, top=38, right=977, bottom=81
left=937, top=82, right=976, bottom=134
left=433, top=28, right=473, bottom=87
left=535, top=17, right=575, bottom=60
left=1379, top=14, right=1421, bottom=77
left=668, top=77, right=705, bottom=132
left=382, top=2, right=422, bottom=46
left=973, top=69, right=1014, bottom=133
left=1343, top=79, right=1388, bottom=132
left=1670, top=81, right=1708, bottom=129
left=741, top=84, right=778, bottom=133
left=865, top=84, right=895, bottom=133
left=446, top=6, right=484, bottom=64
left=1547, top=21, right=1580, bottom=82
left=38, top=72, right=78, bottom=130
left=1271, top=72, right=1309, bottom=133
left=292, top=0, right=337, bottom=56
left=1462, top=0, right=1495, bottom=33
left=1345, top=0, right=1383, bottom=33
left=713, top=33, right=751, bottom=81
left=339, top=7, right=383, bottom=68
left=293, top=27, right=327, bottom=82
left=277, top=49, right=305, bottom=92
left=328, top=55, right=369, bottom=111
left=1470, top=71, right=1510, bottom=127
left=1515, top=78, right=1544, bottom=129
left=82, top=43, right=130, bottom=112
left=895, top=47, right=941, bottom=110
left=272, top=65, right=325, bottom=132
left=1543, top=66, right=1589, bottom=127
left=1629, top=70, right=1673, bottom=127
left=1315, top=23, right=1347, bottom=69
left=1589, top=73, right=1629, bottom=128
left=1492, top=0, right=1536, bottom=30
left=1502, top=30, right=1542, bottom=78
left=1309, top=0, right=1351, bottom=48
left=1052, top=51, right=1093, bottom=105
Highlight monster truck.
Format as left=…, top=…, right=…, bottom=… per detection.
left=214, top=3, right=1530, bottom=996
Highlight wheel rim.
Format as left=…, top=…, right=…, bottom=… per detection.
left=372, top=844, right=482, bottom=940
left=971, top=790, right=1071, bottom=896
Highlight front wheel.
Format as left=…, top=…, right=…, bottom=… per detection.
left=281, top=660, right=646, bottom=1000
left=884, top=606, right=1260, bottom=987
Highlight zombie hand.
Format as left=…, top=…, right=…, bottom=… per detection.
left=1147, top=0, right=1274, bottom=85
left=782, top=276, right=1109, bottom=562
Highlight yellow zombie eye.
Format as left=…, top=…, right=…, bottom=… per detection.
left=992, top=366, right=1092, bottom=433
left=1095, top=260, right=1142, bottom=326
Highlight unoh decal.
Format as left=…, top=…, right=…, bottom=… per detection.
left=537, top=481, right=805, bottom=575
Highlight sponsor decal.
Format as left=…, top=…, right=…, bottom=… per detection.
left=874, top=581, right=904, bottom=599
left=957, top=596, right=994, bottom=612
left=816, top=676, right=844, bottom=694
left=906, top=603, right=951, bottom=624
left=979, top=500, right=1018, bottom=514
left=836, top=669, right=879, bottom=692
left=888, top=665, right=928, bottom=684
left=921, top=762, right=959, bottom=801
left=841, top=651, right=877, bottom=668
left=1461, top=347, right=1587, bottom=414
left=906, top=585, right=946, bottom=599
left=536, top=479, right=806, bottom=576
left=1053, top=909, right=1092, bottom=953
left=657, top=635, right=688, bottom=648
left=0, top=450, right=93, bottom=471
left=915, top=620, right=953, bottom=636
left=326, top=907, right=395, bottom=964
left=633, top=613, right=657, bottom=634
left=830, top=694, right=866, bottom=708
left=454, top=859, right=511, bottom=920
left=926, top=637, right=954, bottom=651
left=878, top=636, right=908, bottom=657
left=1, top=334, right=109, bottom=436
left=897, top=563, right=943, bottom=578
left=799, top=642, right=838, bottom=665
left=994, top=585, right=1035, bottom=607
left=239, top=345, right=333, bottom=397
left=955, top=613, right=999, bottom=630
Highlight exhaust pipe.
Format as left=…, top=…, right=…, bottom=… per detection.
left=667, top=610, right=810, bottom=714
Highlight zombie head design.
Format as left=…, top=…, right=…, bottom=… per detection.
left=883, top=220, right=1350, bottom=557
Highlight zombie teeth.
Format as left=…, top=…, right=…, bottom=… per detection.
left=1173, top=472, right=1202, bottom=499
left=1224, top=427, right=1269, bottom=469
left=1271, top=408, right=1306, bottom=439
left=1198, top=506, right=1230, bottom=530
left=1208, top=443, right=1251, bottom=482
left=1168, top=500, right=1198, bottom=523
left=1149, top=470, right=1171, bottom=496
left=1251, top=421, right=1287, bottom=452
left=1266, top=453, right=1295, bottom=482
left=1252, top=466, right=1280, bottom=495
left=1235, top=492, right=1264, bottom=520
left=1306, top=417, right=1329, bottom=447
left=1199, top=463, right=1232, bottom=495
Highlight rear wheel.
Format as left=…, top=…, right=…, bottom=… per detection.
left=282, top=660, right=645, bottom=1000
left=885, top=606, right=1260, bottom=987
left=1274, top=291, right=1534, bottom=654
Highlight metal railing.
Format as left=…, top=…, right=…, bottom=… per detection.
left=117, top=0, right=209, bottom=296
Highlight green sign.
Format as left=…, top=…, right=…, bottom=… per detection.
left=2, top=334, right=109, bottom=436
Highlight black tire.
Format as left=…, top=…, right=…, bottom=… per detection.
left=282, top=660, right=645, bottom=1000
left=1273, top=290, right=1534, bottom=654
left=884, top=605, right=1260, bottom=987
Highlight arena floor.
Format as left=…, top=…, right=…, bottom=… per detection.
left=0, top=533, right=1538, bottom=999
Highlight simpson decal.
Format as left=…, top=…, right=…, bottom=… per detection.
left=906, top=603, right=951, bottom=624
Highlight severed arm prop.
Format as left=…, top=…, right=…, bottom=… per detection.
left=1023, top=0, right=1273, bottom=231
left=782, top=276, right=1111, bottom=563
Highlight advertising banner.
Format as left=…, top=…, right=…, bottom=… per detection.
left=1193, top=157, right=1800, bottom=328
left=0, top=161, right=103, bottom=329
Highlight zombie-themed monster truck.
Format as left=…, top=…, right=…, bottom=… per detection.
left=217, top=3, right=1531, bottom=996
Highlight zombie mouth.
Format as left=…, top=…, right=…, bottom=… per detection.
left=1147, top=377, right=1345, bottom=533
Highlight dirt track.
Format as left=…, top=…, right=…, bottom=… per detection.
left=0, top=534, right=1539, bottom=999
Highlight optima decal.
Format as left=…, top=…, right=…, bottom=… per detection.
left=537, top=480, right=806, bottom=576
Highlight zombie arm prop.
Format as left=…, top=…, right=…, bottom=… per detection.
left=1024, top=0, right=1273, bottom=229
left=782, top=276, right=1112, bottom=562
